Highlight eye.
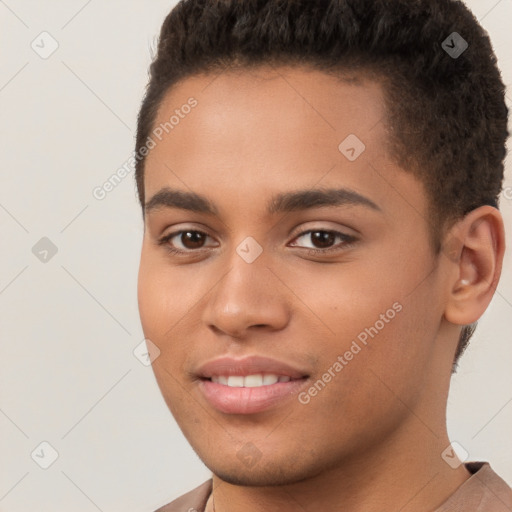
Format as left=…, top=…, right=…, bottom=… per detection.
left=157, top=228, right=357, bottom=257
left=157, top=229, right=218, bottom=254
left=289, top=229, right=357, bottom=254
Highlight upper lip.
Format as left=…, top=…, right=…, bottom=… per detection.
left=195, top=355, right=309, bottom=380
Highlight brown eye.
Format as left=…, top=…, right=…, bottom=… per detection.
left=178, top=231, right=207, bottom=249
left=289, top=229, right=357, bottom=254
left=309, top=231, right=336, bottom=249
left=158, top=229, right=218, bottom=255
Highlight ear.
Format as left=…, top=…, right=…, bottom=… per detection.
left=443, top=206, right=505, bottom=326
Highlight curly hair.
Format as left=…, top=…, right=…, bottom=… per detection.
left=134, top=0, right=509, bottom=369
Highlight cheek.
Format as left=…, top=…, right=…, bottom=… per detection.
left=294, top=308, right=432, bottom=443
left=137, top=248, right=214, bottom=385
left=293, top=247, right=439, bottom=392
left=137, top=248, right=196, bottom=338
left=137, top=252, right=184, bottom=377
left=137, top=252, right=192, bottom=409
left=281, top=256, right=406, bottom=342
left=137, top=255, right=164, bottom=338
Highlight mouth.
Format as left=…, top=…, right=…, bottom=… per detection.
left=199, top=376, right=309, bottom=415
left=195, top=356, right=310, bottom=414
left=206, top=373, right=301, bottom=387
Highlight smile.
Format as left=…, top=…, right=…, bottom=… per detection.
left=210, top=374, right=293, bottom=387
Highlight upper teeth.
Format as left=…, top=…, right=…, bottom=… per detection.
left=211, top=374, right=292, bottom=387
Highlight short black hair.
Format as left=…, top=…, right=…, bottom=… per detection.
left=134, top=0, right=508, bottom=369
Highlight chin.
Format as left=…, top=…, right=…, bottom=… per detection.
left=200, top=454, right=328, bottom=487
left=208, top=468, right=310, bottom=487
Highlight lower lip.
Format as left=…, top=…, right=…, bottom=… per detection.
left=199, top=378, right=309, bottom=414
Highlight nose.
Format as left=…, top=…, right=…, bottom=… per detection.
left=201, top=252, right=290, bottom=340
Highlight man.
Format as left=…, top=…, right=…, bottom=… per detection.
left=135, top=0, right=512, bottom=510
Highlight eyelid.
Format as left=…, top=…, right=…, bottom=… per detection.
left=159, top=228, right=218, bottom=251
left=288, top=228, right=357, bottom=251
left=158, top=225, right=358, bottom=256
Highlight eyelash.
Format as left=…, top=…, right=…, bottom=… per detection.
left=157, top=228, right=357, bottom=257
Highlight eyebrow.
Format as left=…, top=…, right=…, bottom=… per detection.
left=144, top=186, right=381, bottom=216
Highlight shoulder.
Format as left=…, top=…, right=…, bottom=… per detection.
left=469, top=462, right=512, bottom=511
left=153, top=479, right=213, bottom=512
left=436, top=462, right=512, bottom=512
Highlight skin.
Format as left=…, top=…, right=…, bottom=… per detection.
left=137, top=65, right=505, bottom=512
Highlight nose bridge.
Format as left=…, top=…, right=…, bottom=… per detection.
left=201, top=242, right=289, bottom=336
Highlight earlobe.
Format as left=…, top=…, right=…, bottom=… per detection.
left=444, top=206, right=505, bottom=326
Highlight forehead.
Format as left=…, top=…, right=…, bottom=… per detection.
left=158, top=64, right=386, bottom=119
left=151, top=64, right=387, bottom=148
left=143, top=65, right=426, bottom=219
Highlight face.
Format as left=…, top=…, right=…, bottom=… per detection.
left=137, top=65, right=452, bottom=485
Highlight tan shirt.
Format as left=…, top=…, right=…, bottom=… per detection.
left=154, top=462, right=512, bottom=512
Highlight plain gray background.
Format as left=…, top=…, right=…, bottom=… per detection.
left=1, top=1, right=511, bottom=510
